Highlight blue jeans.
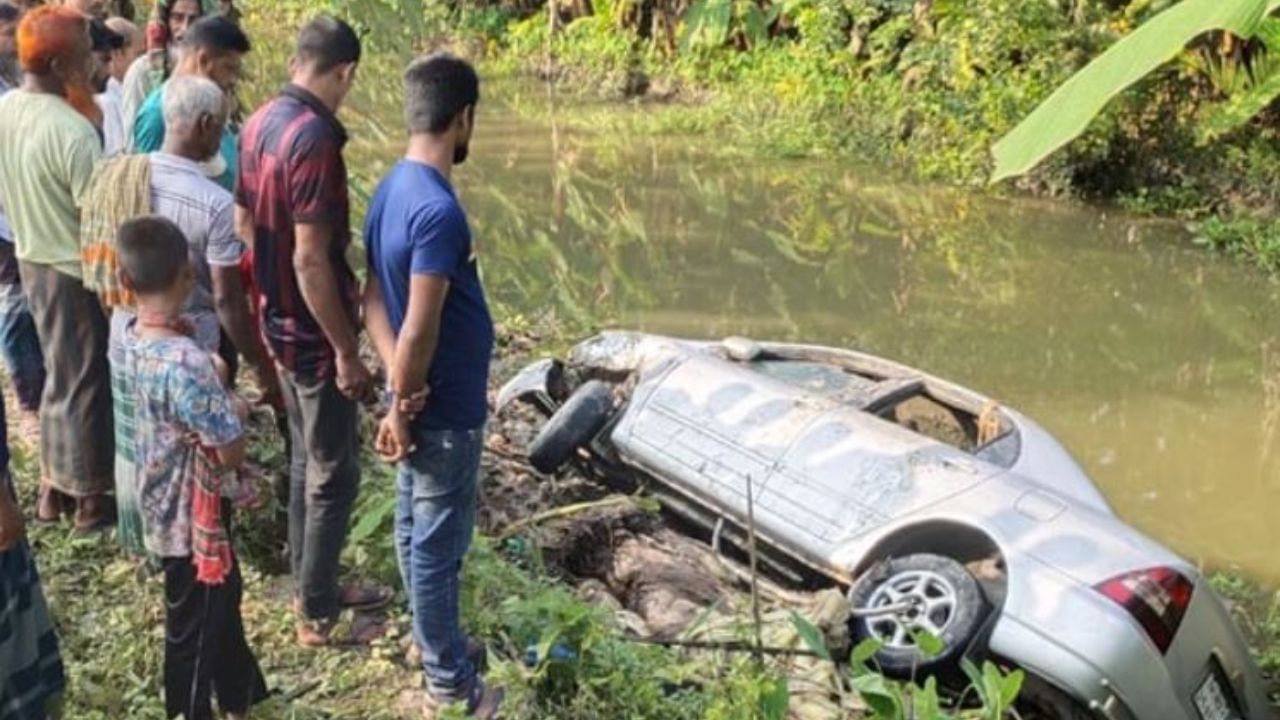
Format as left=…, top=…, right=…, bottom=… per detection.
left=0, top=241, right=43, bottom=413
left=394, top=426, right=482, bottom=700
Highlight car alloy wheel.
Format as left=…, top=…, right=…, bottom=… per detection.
left=848, top=553, right=990, bottom=679
left=864, top=569, right=959, bottom=648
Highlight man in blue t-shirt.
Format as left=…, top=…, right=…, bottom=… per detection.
left=363, top=54, right=501, bottom=718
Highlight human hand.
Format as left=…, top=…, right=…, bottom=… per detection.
left=231, top=471, right=265, bottom=511
left=231, top=394, right=251, bottom=423
left=336, top=351, right=373, bottom=401
left=211, top=353, right=231, bottom=387
left=396, top=386, right=430, bottom=417
left=254, top=363, right=284, bottom=411
left=374, top=410, right=413, bottom=463
left=0, top=490, right=25, bottom=552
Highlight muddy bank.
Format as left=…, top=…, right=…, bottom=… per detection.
left=476, top=384, right=865, bottom=717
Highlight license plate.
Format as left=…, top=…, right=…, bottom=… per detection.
left=1194, top=673, right=1240, bottom=720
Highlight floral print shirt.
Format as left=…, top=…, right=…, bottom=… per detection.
left=124, top=332, right=242, bottom=558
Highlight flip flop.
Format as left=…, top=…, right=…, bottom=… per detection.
left=296, top=613, right=386, bottom=648
left=339, top=582, right=394, bottom=611
left=292, top=583, right=394, bottom=616
left=421, top=680, right=504, bottom=719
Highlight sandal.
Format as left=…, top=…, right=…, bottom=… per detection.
left=296, top=613, right=386, bottom=648
left=340, top=582, right=393, bottom=610
left=422, top=680, right=504, bottom=719
left=34, top=484, right=69, bottom=525
left=72, top=494, right=116, bottom=535
left=291, top=582, right=394, bottom=616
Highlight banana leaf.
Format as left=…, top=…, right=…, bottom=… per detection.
left=990, top=0, right=1280, bottom=183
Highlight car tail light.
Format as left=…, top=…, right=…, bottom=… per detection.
left=1095, top=566, right=1194, bottom=654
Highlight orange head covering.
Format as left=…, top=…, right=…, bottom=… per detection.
left=16, top=6, right=99, bottom=124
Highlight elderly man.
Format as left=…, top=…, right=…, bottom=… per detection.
left=120, top=0, right=201, bottom=143
left=133, top=15, right=246, bottom=190
left=0, top=2, right=45, bottom=430
left=82, top=75, right=274, bottom=555
left=0, top=5, right=113, bottom=530
left=95, top=16, right=140, bottom=156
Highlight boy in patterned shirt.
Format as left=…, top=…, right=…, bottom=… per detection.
left=112, top=215, right=267, bottom=720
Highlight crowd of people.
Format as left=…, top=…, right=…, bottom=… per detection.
left=0, top=2, right=502, bottom=719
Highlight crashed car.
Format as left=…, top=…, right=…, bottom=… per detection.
left=499, top=331, right=1271, bottom=720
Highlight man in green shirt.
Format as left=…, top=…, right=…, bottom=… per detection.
left=131, top=15, right=245, bottom=191
left=0, top=6, right=115, bottom=530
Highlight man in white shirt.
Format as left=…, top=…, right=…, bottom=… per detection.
left=96, top=16, right=141, bottom=157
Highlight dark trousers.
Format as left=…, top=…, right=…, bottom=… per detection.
left=279, top=367, right=359, bottom=621
left=163, top=548, right=267, bottom=719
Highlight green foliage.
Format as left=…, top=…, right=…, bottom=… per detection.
left=682, top=0, right=781, bottom=50
left=801, top=632, right=1027, bottom=719
left=1192, top=213, right=1280, bottom=272
left=1210, top=573, right=1280, bottom=675
left=992, top=0, right=1278, bottom=181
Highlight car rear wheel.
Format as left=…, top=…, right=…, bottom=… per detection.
left=848, top=553, right=989, bottom=679
left=1015, top=675, right=1093, bottom=720
left=528, top=380, right=615, bottom=474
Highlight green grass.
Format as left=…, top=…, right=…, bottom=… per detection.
left=16, top=402, right=797, bottom=719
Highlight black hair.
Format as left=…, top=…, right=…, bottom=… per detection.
left=158, top=0, right=206, bottom=79
left=295, top=15, right=359, bottom=74
left=117, top=216, right=189, bottom=294
left=403, top=53, right=479, bottom=135
left=182, top=15, right=250, bottom=56
left=0, top=3, right=19, bottom=24
left=90, top=18, right=124, bottom=52
left=158, top=0, right=205, bottom=28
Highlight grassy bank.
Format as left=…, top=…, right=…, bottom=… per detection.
left=19, top=394, right=797, bottom=719
left=315, top=0, right=1280, bottom=273
left=22, top=357, right=1280, bottom=719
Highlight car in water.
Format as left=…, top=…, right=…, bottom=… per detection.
left=498, top=331, right=1272, bottom=720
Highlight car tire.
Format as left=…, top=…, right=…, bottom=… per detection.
left=1015, top=675, right=1093, bottom=720
left=848, top=553, right=989, bottom=679
left=528, top=380, right=615, bottom=474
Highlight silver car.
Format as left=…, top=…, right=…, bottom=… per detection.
left=499, top=331, right=1272, bottom=720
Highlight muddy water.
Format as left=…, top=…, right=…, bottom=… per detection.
left=341, top=79, right=1280, bottom=585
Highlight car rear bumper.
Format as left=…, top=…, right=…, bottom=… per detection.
left=992, top=570, right=1270, bottom=720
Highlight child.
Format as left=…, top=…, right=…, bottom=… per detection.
left=113, top=216, right=267, bottom=720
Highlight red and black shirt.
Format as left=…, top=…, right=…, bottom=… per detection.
left=236, top=84, right=357, bottom=381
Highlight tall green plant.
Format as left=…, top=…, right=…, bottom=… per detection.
left=682, top=0, right=781, bottom=49
left=991, top=0, right=1280, bottom=182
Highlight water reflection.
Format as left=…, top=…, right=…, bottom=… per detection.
left=336, top=75, right=1280, bottom=584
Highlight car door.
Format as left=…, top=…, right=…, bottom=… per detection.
left=611, top=353, right=831, bottom=525
left=764, top=408, right=997, bottom=559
